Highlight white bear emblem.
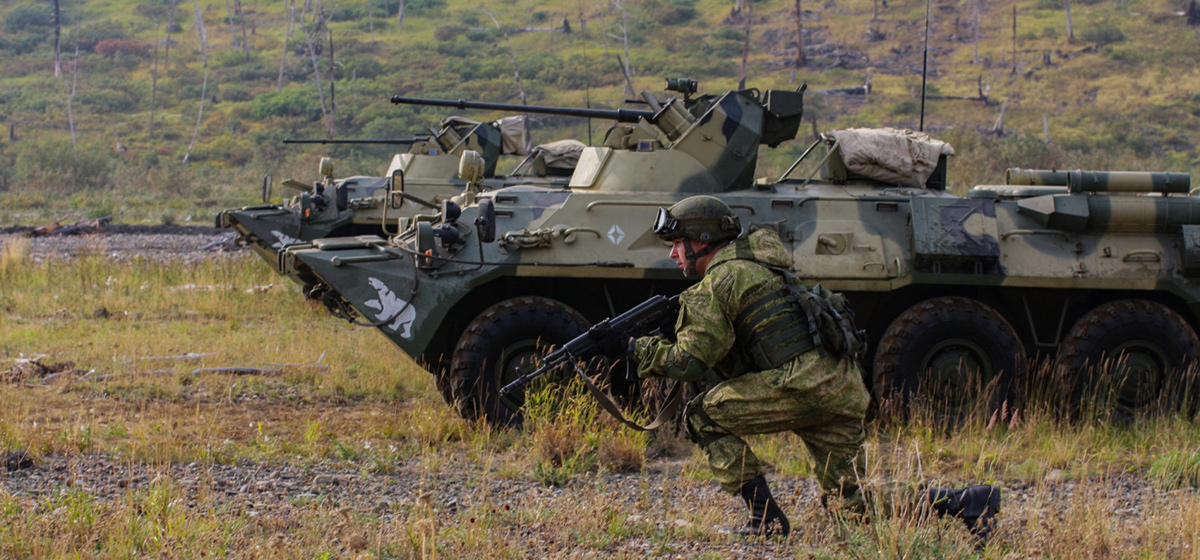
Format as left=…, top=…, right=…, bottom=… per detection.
left=363, top=277, right=417, bottom=339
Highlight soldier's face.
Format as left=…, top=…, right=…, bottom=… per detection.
left=669, top=239, right=689, bottom=272
left=669, top=238, right=713, bottom=276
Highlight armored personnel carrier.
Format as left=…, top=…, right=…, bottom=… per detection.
left=280, top=81, right=1200, bottom=425
left=216, top=116, right=582, bottom=288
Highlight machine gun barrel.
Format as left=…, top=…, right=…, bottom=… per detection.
left=282, top=137, right=431, bottom=145
left=389, top=96, right=655, bottom=124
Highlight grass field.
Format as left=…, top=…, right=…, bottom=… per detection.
left=1, top=247, right=1200, bottom=558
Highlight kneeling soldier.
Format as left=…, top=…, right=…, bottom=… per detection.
left=611, top=195, right=1000, bottom=539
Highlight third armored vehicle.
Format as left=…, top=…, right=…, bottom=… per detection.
left=278, top=81, right=1200, bottom=424
left=217, top=116, right=582, bottom=288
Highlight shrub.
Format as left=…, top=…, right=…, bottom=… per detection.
left=645, top=0, right=698, bottom=25
left=406, top=0, right=446, bottom=14
left=3, top=4, right=53, bottom=34
left=1081, top=21, right=1125, bottom=46
left=433, top=25, right=466, bottom=42
left=891, top=99, right=921, bottom=116
left=13, top=138, right=114, bottom=192
left=328, top=4, right=365, bottom=21
left=249, top=88, right=321, bottom=120
left=211, top=48, right=256, bottom=68
left=341, top=57, right=383, bottom=80
left=71, top=20, right=128, bottom=52
left=93, top=39, right=151, bottom=58
left=136, top=0, right=177, bottom=20
left=76, top=88, right=140, bottom=112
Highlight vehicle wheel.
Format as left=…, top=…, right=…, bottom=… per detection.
left=873, top=297, right=1026, bottom=420
left=449, top=297, right=591, bottom=426
left=1055, top=299, right=1200, bottom=420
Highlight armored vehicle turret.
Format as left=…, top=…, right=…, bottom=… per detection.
left=216, top=116, right=581, bottom=288
left=280, top=83, right=1200, bottom=425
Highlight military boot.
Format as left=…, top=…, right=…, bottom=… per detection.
left=734, top=475, right=791, bottom=537
left=928, top=485, right=1001, bottom=543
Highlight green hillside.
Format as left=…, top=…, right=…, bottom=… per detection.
left=1, top=0, right=1198, bottom=224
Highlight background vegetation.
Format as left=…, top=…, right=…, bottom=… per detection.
left=0, top=0, right=1198, bottom=224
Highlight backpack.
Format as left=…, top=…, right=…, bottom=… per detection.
left=787, top=280, right=868, bottom=361
left=751, top=262, right=866, bottom=361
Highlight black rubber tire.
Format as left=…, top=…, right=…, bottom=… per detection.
left=449, top=297, right=590, bottom=426
left=872, top=297, right=1026, bottom=420
left=1055, top=299, right=1200, bottom=420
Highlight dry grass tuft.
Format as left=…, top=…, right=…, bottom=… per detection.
left=0, top=235, right=29, bottom=280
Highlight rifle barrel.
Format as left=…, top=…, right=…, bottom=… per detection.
left=389, top=96, right=654, bottom=124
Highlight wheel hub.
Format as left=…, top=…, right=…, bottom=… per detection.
left=494, top=341, right=541, bottom=410
left=1107, top=342, right=1167, bottom=410
left=919, top=339, right=993, bottom=413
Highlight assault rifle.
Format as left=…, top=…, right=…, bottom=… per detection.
left=499, top=294, right=680, bottom=398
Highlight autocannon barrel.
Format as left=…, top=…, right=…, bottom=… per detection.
left=282, top=137, right=431, bottom=144
left=1007, top=168, right=1191, bottom=194
left=1067, top=170, right=1191, bottom=194
left=389, top=96, right=656, bottom=124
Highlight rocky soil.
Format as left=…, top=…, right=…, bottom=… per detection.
left=2, top=226, right=1195, bottom=557
left=0, top=224, right=246, bottom=265
left=1, top=447, right=1192, bottom=558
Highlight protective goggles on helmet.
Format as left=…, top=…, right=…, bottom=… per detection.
left=652, top=207, right=679, bottom=237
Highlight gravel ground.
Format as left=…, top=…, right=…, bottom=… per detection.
left=1, top=449, right=1193, bottom=558
left=2, top=225, right=1196, bottom=557
left=0, top=224, right=247, bottom=265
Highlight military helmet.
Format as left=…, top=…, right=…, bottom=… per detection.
left=653, top=195, right=741, bottom=244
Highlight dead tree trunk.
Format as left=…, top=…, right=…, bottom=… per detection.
left=617, top=0, right=633, bottom=97
left=484, top=7, right=532, bottom=154
left=67, top=47, right=78, bottom=152
left=738, top=0, right=752, bottom=89
left=235, top=0, right=250, bottom=60
left=1065, top=0, right=1075, bottom=42
left=327, top=24, right=335, bottom=132
left=1011, top=6, right=1017, bottom=74
left=225, top=0, right=239, bottom=47
left=185, top=1, right=211, bottom=163
left=163, top=0, right=178, bottom=70
left=794, top=0, right=805, bottom=67
left=150, top=23, right=161, bottom=136
left=306, top=16, right=333, bottom=136
left=277, top=0, right=295, bottom=91
left=397, top=0, right=405, bottom=27
left=972, top=0, right=980, bottom=64
left=53, top=0, right=62, bottom=77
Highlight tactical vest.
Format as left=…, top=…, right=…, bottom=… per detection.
left=720, top=259, right=866, bottom=371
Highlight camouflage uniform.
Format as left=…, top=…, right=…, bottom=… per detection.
left=633, top=229, right=871, bottom=500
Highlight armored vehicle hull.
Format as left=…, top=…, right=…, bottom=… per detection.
left=281, top=87, right=1200, bottom=424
